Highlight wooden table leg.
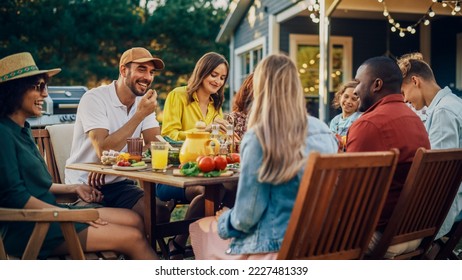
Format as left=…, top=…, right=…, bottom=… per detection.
left=141, top=181, right=156, bottom=248
left=204, top=184, right=221, bottom=216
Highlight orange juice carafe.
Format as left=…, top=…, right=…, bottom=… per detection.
left=179, top=131, right=220, bottom=164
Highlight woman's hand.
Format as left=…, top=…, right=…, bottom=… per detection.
left=87, top=217, right=108, bottom=228
left=75, top=184, right=104, bottom=203
left=212, top=117, right=231, bottom=134
left=215, top=206, right=230, bottom=220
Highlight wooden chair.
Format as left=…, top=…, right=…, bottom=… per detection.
left=367, top=148, right=462, bottom=260
left=28, top=127, right=119, bottom=259
left=0, top=207, right=99, bottom=260
left=277, top=149, right=399, bottom=260
left=32, top=129, right=60, bottom=183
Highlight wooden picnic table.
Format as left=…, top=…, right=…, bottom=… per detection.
left=66, top=162, right=239, bottom=249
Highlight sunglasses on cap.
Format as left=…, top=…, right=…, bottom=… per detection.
left=31, top=82, right=47, bottom=93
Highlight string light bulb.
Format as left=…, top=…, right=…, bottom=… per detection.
left=307, top=0, right=320, bottom=23
left=455, top=3, right=461, bottom=12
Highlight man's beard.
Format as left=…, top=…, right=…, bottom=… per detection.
left=125, top=70, right=150, bottom=96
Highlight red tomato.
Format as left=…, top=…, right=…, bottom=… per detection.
left=196, top=155, right=205, bottom=163
left=214, top=156, right=227, bottom=171
left=226, top=155, right=234, bottom=164
left=230, top=153, right=240, bottom=163
left=197, top=156, right=215, bottom=173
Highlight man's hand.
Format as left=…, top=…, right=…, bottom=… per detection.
left=87, top=172, right=106, bottom=188
left=137, top=89, right=158, bottom=118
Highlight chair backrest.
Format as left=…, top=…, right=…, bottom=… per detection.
left=45, top=124, right=75, bottom=184
left=368, top=148, right=462, bottom=259
left=31, top=129, right=60, bottom=183
left=278, top=149, right=399, bottom=260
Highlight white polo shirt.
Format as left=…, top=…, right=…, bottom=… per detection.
left=65, top=81, right=159, bottom=184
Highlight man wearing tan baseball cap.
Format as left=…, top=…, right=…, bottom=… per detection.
left=119, top=47, right=165, bottom=70
left=66, top=47, right=172, bottom=224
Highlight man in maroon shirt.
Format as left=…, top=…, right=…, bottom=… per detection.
left=346, top=56, right=430, bottom=229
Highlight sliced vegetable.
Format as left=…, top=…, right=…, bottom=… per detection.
left=131, top=161, right=146, bottom=167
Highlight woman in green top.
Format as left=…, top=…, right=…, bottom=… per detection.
left=0, top=52, right=158, bottom=259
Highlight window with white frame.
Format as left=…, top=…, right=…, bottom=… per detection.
left=289, top=34, right=352, bottom=98
left=240, top=48, right=263, bottom=84
left=234, top=37, right=265, bottom=92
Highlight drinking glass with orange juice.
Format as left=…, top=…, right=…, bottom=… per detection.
left=151, top=142, right=169, bottom=172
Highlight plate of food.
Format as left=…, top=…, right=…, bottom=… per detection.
left=112, top=164, right=148, bottom=171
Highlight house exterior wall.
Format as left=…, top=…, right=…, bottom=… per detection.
left=280, top=16, right=421, bottom=75
left=226, top=0, right=461, bottom=116
left=233, top=0, right=294, bottom=52
left=432, top=16, right=462, bottom=92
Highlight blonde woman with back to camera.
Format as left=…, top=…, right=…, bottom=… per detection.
left=189, top=54, right=338, bottom=259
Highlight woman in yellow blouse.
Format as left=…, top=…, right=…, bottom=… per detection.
left=162, top=52, right=229, bottom=140
left=160, top=52, right=229, bottom=259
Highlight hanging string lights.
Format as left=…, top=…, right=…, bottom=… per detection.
left=306, top=0, right=461, bottom=37
left=307, top=0, right=320, bottom=23
left=380, top=0, right=462, bottom=37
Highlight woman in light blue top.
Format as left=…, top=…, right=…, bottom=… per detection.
left=398, top=52, right=462, bottom=240
left=189, top=54, right=338, bottom=259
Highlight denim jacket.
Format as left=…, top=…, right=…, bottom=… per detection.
left=217, top=116, right=338, bottom=255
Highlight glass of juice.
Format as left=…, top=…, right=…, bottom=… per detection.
left=151, top=141, right=169, bottom=172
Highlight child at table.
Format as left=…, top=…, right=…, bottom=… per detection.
left=329, top=80, right=361, bottom=151
left=189, top=54, right=338, bottom=259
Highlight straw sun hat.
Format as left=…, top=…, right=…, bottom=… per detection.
left=0, top=52, right=61, bottom=84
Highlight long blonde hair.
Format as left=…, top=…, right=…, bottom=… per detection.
left=247, top=54, right=308, bottom=184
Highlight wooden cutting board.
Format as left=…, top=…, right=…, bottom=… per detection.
left=172, top=169, right=234, bottom=177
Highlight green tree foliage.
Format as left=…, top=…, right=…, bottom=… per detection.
left=0, top=0, right=228, bottom=98
left=144, top=0, right=229, bottom=100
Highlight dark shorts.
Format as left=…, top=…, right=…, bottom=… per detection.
left=156, top=183, right=187, bottom=203
left=100, top=179, right=144, bottom=209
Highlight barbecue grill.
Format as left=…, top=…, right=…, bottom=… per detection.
left=27, top=86, right=87, bottom=128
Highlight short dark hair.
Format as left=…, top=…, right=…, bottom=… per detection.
left=362, top=56, right=402, bottom=93
left=0, top=74, right=48, bottom=117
